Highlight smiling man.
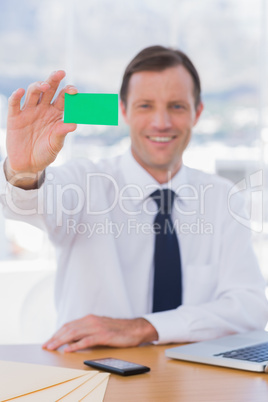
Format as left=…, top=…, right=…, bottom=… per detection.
left=1, top=46, right=267, bottom=352
left=121, top=65, right=203, bottom=184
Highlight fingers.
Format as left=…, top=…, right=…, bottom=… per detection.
left=22, top=70, right=65, bottom=109
left=23, top=81, right=50, bottom=109
left=42, top=318, right=85, bottom=351
left=43, top=324, right=72, bottom=350
left=9, top=71, right=77, bottom=114
left=43, top=315, right=97, bottom=351
left=40, top=70, right=66, bottom=105
left=64, top=337, right=95, bottom=353
left=42, top=330, right=71, bottom=351
left=8, top=88, right=25, bottom=117
left=43, top=315, right=137, bottom=352
left=43, top=333, right=95, bottom=353
left=53, top=85, right=78, bottom=112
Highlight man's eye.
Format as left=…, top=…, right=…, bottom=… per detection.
left=172, top=104, right=183, bottom=109
left=140, top=104, right=150, bottom=108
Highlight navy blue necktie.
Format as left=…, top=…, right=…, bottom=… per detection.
left=151, top=189, right=182, bottom=312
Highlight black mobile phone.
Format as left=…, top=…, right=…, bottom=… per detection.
left=84, top=357, right=150, bottom=376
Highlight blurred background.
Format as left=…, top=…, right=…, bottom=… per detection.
left=0, top=0, right=267, bottom=343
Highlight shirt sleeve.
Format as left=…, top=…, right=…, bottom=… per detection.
left=143, top=182, right=268, bottom=345
left=0, top=158, right=101, bottom=246
left=0, top=160, right=47, bottom=231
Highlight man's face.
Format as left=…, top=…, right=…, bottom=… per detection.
left=120, top=65, right=203, bottom=182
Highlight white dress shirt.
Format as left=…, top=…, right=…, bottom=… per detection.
left=0, top=149, right=267, bottom=344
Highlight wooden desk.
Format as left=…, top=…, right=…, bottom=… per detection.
left=1, top=343, right=268, bottom=402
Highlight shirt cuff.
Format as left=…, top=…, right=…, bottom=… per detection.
left=0, top=160, right=8, bottom=195
left=143, top=308, right=189, bottom=345
left=0, top=160, right=43, bottom=198
left=0, top=160, right=44, bottom=220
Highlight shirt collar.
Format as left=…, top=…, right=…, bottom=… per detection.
left=120, top=148, right=191, bottom=206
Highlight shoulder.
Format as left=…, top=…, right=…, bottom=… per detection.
left=183, top=165, right=246, bottom=206
left=183, top=165, right=247, bottom=214
left=183, top=165, right=234, bottom=191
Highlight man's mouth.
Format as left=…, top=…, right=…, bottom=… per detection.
left=147, top=136, right=175, bottom=143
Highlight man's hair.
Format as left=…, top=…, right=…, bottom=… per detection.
left=120, top=45, right=201, bottom=109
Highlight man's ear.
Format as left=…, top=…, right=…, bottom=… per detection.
left=120, top=100, right=129, bottom=124
left=193, top=101, right=204, bottom=126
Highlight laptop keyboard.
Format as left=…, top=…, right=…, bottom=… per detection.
left=214, top=342, right=268, bottom=362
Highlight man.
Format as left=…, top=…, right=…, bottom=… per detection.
left=1, top=46, right=267, bottom=352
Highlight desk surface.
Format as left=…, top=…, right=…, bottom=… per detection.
left=1, top=343, right=268, bottom=402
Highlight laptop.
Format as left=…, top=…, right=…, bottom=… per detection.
left=165, top=330, right=268, bottom=372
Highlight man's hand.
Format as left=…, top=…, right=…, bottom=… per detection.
left=42, top=315, right=159, bottom=352
left=6, top=70, right=77, bottom=188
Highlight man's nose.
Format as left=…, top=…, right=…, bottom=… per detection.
left=151, top=109, right=172, bottom=130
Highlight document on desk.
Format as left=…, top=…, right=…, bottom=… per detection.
left=0, top=360, right=109, bottom=401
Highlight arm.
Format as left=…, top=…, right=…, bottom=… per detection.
left=5, top=70, right=77, bottom=189
left=143, top=190, right=268, bottom=344
left=44, top=186, right=268, bottom=351
left=43, top=248, right=267, bottom=353
left=43, top=235, right=266, bottom=353
left=42, top=183, right=268, bottom=352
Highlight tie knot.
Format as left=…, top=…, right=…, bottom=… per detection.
left=150, top=189, right=176, bottom=214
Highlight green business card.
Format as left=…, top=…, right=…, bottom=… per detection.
left=64, top=93, right=118, bottom=125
